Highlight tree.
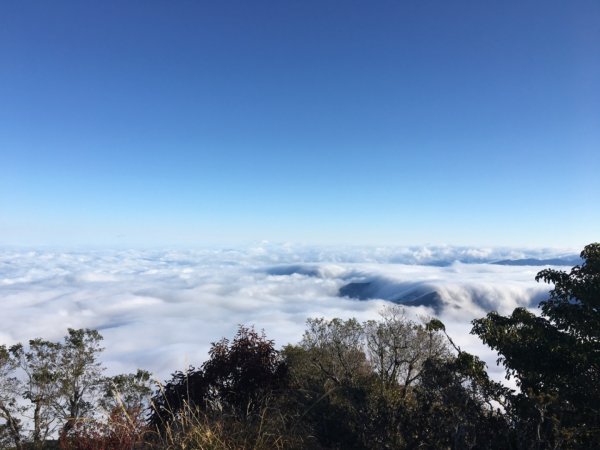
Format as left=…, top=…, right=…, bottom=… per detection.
left=0, top=329, right=109, bottom=448
left=56, top=329, right=105, bottom=436
left=149, top=326, right=298, bottom=449
left=282, top=312, right=453, bottom=449
left=285, top=312, right=453, bottom=449
left=60, top=370, right=153, bottom=450
left=300, top=317, right=371, bottom=387
left=403, top=319, right=512, bottom=449
left=364, top=306, right=449, bottom=395
left=408, top=353, right=511, bottom=449
left=11, top=338, right=62, bottom=447
left=0, top=345, right=24, bottom=450
left=151, top=325, right=288, bottom=427
left=284, top=318, right=374, bottom=450
left=101, top=369, right=152, bottom=419
left=472, top=243, right=600, bottom=448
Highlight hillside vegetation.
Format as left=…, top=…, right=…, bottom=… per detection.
left=1, top=244, right=598, bottom=449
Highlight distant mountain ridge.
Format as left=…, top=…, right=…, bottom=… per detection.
left=339, top=281, right=444, bottom=311
left=491, top=257, right=582, bottom=266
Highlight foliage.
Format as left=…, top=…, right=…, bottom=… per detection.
left=407, top=353, right=512, bottom=449
left=59, top=368, right=153, bottom=450
left=364, top=306, right=449, bottom=394
left=11, top=338, right=63, bottom=447
left=472, top=243, right=600, bottom=448
left=202, top=326, right=288, bottom=414
left=282, top=343, right=373, bottom=449
left=300, top=317, right=371, bottom=387
left=150, top=326, right=289, bottom=435
left=59, top=407, right=147, bottom=450
left=56, top=329, right=105, bottom=436
left=0, top=344, right=24, bottom=450
left=0, top=330, right=151, bottom=450
left=100, top=369, right=152, bottom=425
left=282, top=310, right=475, bottom=449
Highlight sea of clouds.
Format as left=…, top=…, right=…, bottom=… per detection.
left=0, top=243, right=578, bottom=384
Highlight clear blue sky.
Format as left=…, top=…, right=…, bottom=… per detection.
left=1, top=1, right=598, bottom=248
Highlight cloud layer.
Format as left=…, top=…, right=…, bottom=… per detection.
left=0, top=244, right=576, bottom=382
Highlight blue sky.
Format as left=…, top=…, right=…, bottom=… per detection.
left=1, top=0, right=598, bottom=248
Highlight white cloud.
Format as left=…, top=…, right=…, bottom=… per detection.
left=0, top=244, right=574, bottom=382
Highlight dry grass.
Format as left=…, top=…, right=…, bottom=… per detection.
left=149, top=399, right=306, bottom=450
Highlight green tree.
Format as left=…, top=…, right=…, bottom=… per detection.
left=56, top=328, right=105, bottom=436
left=61, top=370, right=152, bottom=450
left=284, top=311, right=454, bottom=449
left=149, top=326, right=299, bottom=449
left=11, top=338, right=62, bottom=447
left=472, top=243, right=600, bottom=448
left=403, top=320, right=512, bottom=449
left=0, top=345, right=24, bottom=450
left=300, top=317, right=371, bottom=387
left=364, top=306, right=449, bottom=395
left=284, top=318, right=374, bottom=450
left=101, top=369, right=152, bottom=419
left=150, top=325, right=288, bottom=427
left=1, top=329, right=109, bottom=448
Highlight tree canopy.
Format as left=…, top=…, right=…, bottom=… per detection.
left=472, top=243, right=600, bottom=448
